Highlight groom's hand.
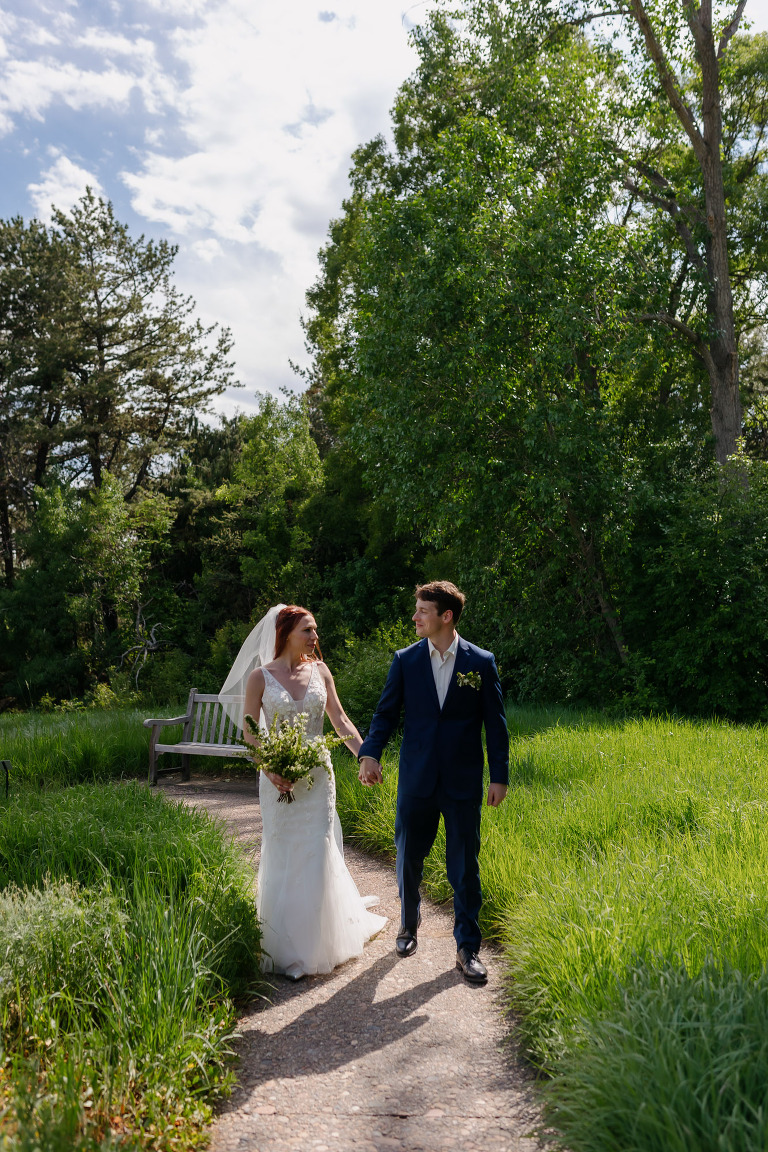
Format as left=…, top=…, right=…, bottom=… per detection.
left=486, top=783, right=507, bottom=808
left=358, top=756, right=383, bottom=786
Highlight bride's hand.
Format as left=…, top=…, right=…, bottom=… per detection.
left=266, top=771, right=293, bottom=794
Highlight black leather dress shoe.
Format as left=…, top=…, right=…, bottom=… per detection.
left=395, top=915, right=421, bottom=958
left=456, top=947, right=488, bottom=984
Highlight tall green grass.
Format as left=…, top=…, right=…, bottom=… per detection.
left=0, top=707, right=245, bottom=786
left=333, top=708, right=768, bottom=1150
left=0, top=782, right=263, bottom=1150
left=0, top=709, right=152, bottom=785
left=544, top=959, right=768, bottom=1152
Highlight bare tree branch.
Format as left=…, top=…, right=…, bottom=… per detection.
left=627, top=0, right=707, bottom=161
left=637, top=310, right=716, bottom=373
left=717, top=0, right=747, bottom=58
left=669, top=254, right=691, bottom=317
left=623, top=178, right=706, bottom=269
left=633, top=159, right=705, bottom=225
left=563, top=8, right=627, bottom=25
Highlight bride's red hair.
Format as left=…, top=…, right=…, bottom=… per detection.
left=273, top=605, right=322, bottom=661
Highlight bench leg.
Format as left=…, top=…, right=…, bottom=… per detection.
left=148, top=747, right=158, bottom=786
left=181, top=754, right=191, bottom=783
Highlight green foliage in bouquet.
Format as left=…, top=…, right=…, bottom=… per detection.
left=243, top=712, right=345, bottom=803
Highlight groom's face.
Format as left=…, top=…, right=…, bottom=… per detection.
left=413, top=598, right=451, bottom=639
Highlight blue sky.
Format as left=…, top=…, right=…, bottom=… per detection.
left=0, top=0, right=766, bottom=416
left=0, top=0, right=433, bottom=414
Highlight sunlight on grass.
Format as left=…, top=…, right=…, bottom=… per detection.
left=0, top=709, right=152, bottom=786
left=0, top=782, right=263, bottom=1151
left=334, top=707, right=768, bottom=1149
left=0, top=707, right=246, bottom=787
left=7, top=703, right=768, bottom=1149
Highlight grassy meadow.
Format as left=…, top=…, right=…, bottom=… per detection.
left=6, top=702, right=768, bottom=1149
left=0, top=711, right=263, bottom=1151
left=0, top=707, right=248, bottom=788
left=333, top=706, right=768, bottom=1151
left=0, top=708, right=152, bottom=787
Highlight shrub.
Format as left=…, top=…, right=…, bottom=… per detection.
left=330, top=619, right=415, bottom=730
left=138, top=647, right=197, bottom=705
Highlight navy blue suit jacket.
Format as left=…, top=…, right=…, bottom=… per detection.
left=359, top=637, right=509, bottom=800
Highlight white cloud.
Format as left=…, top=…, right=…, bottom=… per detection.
left=116, top=0, right=434, bottom=401
left=0, top=59, right=135, bottom=127
left=0, top=5, right=179, bottom=135
left=28, top=152, right=104, bottom=221
left=2, top=0, right=437, bottom=406
left=191, top=236, right=223, bottom=261
left=76, top=29, right=153, bottom=56
left=140, top=0, right=210, bottom=15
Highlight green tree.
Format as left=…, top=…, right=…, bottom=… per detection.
left=302, top=2, right=768, bottom=711
left=144, top=395, right=326, bottom=690
left=204, top=393, right=322, bottom=611
left=614, top=0, right=762, bottom=464
left=52, top=191, right=235, bottom=495
left=458, top=0, right=768, bottom=463
left=0, top=192, right=235, bottom=586
left=0, top=217, right=73, bottom=585
left=0, top=477, right=173, bottom=702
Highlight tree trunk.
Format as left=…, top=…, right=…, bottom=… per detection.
left=101, top=597, right=119, bottom=635
left=0, top=484, right=13, bottom=587
left=564, top=501, right=629, bottom=665
left=697, top=18, right=741, bottom=463
left=627, top=0, right=743, bottom=464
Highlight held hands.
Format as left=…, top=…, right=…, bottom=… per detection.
left=358, top=756, right=383, bottom=786
left=486, top=783, right=507, bottom=808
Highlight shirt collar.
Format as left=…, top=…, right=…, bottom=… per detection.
left=428, top=633, right=459, bottom=661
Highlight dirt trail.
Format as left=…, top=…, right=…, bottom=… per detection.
left=159, top=777, right=546, bottom=1152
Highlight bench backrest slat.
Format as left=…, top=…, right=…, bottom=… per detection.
left=192, top=702, right=203, bottom=743
left=215, top=701, right=228, bottom=745
left=183, top=692, right=245, bottom=746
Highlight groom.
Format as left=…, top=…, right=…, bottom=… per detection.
left=358, top=581, right=509, bottom=984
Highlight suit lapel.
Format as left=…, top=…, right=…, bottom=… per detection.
left=418, top=638, right=441, bottom=711
left=443, top=638, right=470, bottom=710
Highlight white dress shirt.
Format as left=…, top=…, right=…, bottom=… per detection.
left=428, top=632, right=459, bottom=708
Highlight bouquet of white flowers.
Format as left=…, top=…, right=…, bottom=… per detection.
left=242, top=712, right=344, bottom=803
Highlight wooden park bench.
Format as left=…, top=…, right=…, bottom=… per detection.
left=144, top=689, right=248, bottom=785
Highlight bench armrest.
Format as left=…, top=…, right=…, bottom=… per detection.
left=143, top=714, right=190, bottom=729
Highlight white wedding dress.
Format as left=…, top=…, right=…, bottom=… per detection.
left=257, top=663, right=387, bottom=976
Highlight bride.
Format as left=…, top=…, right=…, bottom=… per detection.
left=219, top=603, right=386, bottom=980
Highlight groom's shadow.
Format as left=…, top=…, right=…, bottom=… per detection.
left=230, top=952, right=456, bottom=1090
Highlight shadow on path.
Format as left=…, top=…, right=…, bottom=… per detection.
left=237, top=954, right=458, bottom=1086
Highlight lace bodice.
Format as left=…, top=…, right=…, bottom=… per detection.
left=261, top=662, right=326, bottom=737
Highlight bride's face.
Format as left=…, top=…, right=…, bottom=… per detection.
left=288, top=614, right=319, bottom=660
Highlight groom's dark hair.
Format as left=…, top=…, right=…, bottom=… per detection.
left=415, top=581, right=466, bottom=623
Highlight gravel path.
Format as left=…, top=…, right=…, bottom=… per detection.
left=159, top=776, right=547, bottom=1152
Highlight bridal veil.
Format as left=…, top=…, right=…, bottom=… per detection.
left=218, top=603, right=286, bottom=731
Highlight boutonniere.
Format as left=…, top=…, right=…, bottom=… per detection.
left=456, top=671, right=482, bottom=691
